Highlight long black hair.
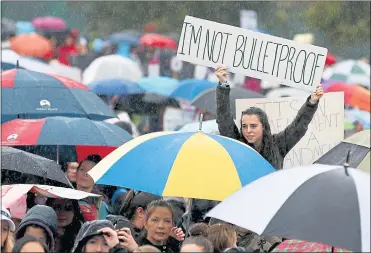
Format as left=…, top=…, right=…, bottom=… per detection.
left=240, top=107, right=280, bottom=169
left=46, top=198, right=84, bottom=253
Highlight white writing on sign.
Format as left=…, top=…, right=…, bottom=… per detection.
left=177, top=16, right=328, bottom=91
left=235, top=92, right=344, bottom=168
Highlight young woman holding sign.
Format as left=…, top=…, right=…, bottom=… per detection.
left=215, top=66, right=324, bottom=170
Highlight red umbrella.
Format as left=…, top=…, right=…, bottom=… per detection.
left=140, top=33, right=177, bottom=49
left=32, top=16, right=66, bottom=30
left=325, top=53, right=337, bottom=67
left=271, top=239, right=351, bottom=252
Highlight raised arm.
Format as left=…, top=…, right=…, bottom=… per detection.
left=275, top=85, right=324, bottom=157
left=215, top=66, right=242, bottom=140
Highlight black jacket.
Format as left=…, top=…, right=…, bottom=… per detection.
left=139, top=237, right=180, bottom=252
left=216, top=84, right=318, bottom=170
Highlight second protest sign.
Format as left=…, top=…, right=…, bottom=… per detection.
left=177, top=16, right=328, bottom=91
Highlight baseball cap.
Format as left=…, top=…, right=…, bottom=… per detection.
left=1, top=206, right=16, bottom=231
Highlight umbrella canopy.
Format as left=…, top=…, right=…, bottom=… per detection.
left=325, top=83, right=370, bottom=112
left=107, top=32, right=140, bottom=45
left=82, top=55, right=143, bottom=84
left=89, top=78, right=144, bottom=96
left=191, top=87, right=264, bottom=117
left=1, top=49, right=56, bottom=74
left=315, top=130, right=370, bottom=173
left=1, top=146, right=72, bottom=187
left=10, top=33, right=51, bottom=58
left=1, top=117, right=133, bottom=162
left=206, top=164, right=370, bottom=252
left=137, top=76, right=180, bottom=96
left=16, top=21, right=35, bottom=35
left=88, top=131, right=275, bottom=201
left=322, top=60, right=370, bottom=88
left=170, top=79, right=218, bottom=101
left=140, top=33, right=177, bottom=50
left=1, top=69, right=116, bottom=123
left=271, top=239, right=350, bottom=252
left=32, top=16, right=67, bottom=30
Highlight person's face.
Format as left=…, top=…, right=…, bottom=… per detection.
left=51, top=199, right=74, bottom=227
left=1, top=220, right=9, bottom=247
left=24, top=226, right=47, bottom=245
left=66, top=162, right=78, bottom=182
left=241, top=114, right=264, bottom=145
left=65, top=35, right=73, bottom=45
left=76, top=161, right=96, bottom=190
left=84, top=235, right=110, bottom=253
left=145, top=207, right=173, bottom=244
left=181, top=244, right=205, bottom=252
left=19, top=241, right=45, bottom=253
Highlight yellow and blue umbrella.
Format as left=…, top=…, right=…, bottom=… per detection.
left=88, top=131, right=275, bottom=201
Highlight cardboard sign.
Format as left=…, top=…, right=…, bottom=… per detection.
left=177, top=16, right=328, bottom=91
left=236, top=92, right=344, bottom=168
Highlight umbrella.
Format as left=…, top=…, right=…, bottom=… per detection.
left=107, top=32, right=140, bottom=45
left=1, top=146, right=72, bottom=187
left=10, top=33, right=51, bottom=58
left=137, top=76, right=180, bottom=97
left=1, top=117, right=133, bottom=163
left=191, top=87, right=264, bottom=117
left=140, top=33, right=177, bottom=50
left=89, top=78, right=145, bottom=96
left=88, top=131, right=275, bottom=201
left=1, top=49, right=56, bottom=74
left=315, top=130, right=370, bottom=173
left=16, top=21, right=35, bottom=35
left=170, top=79, right=218, bottom=101
left=82, top=54, right=143, bottom=84
left=206, top=164, right=370, bottom=252
left=345, top=108, right=370, bottom=129
left=1, top=69, right=116, bottom=123
left=325, top=83, right=370, bottom=112
left=32, top=16, right=67, bottom=30
left=322, top=60, right=370, bottom=88
left=271, top=239, right=350, bottom=252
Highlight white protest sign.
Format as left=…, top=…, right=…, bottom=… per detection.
left=177, top=16, right=328, bottom=91
left=236, top=92, right=344, bottom=168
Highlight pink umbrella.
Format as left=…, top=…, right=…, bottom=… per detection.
left=32, top=16, right=66, bottom=30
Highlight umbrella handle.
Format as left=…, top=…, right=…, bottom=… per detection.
left=199, top=114, right=204, bottom=131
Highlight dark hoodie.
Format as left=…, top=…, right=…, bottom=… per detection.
left=216, top=84, right=318, bottom=170
left=72, top=220, right=128, bottom=253
left=12, top=235, right=49, bottom=253
left=15, top=205, right=57, bottom=251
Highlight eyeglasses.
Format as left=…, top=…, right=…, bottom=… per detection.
left=52, top=204, right=74, bottom=211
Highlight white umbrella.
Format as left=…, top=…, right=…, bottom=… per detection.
left=207, top=164, right=370, bottom=252
left=1, top=49, right=56, bottom=74
left=82, top=54, right=143, bottom=84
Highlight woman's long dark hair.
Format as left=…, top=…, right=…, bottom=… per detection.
left=46, top=198, right=84, bottom=253
left=240, top=107, right=280, bottom=169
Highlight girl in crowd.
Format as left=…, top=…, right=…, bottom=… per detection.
left=139, top=200, right=185, bottom=252
left=207, top=223, right=238, bottom=253
left=180, top=236, right=214, bottom=252
left=1, top=206, right=15, bottom=253
left=12, top=236, right=49, bottom=253
left=46, top=198, right=84, bottom=253
left=215, top=66, right=323, bottom=170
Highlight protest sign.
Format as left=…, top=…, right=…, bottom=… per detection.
left=235, top=92, right=344, bottom=168
left=177, top=16, right=328, bottom=91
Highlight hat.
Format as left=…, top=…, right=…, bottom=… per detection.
left=1, top=206, right=16, bottom=231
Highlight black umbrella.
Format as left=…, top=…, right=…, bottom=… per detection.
left=191, top=87, right=264, bottom=118
left=1, top=146, right=72, bottom=187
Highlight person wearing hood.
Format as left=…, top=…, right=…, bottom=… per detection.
left=215, top=66, right=323, bottom=170
left=14, top=205, right=57, bottom=252
left=12, top=236, right=49, bottom=253
left=1, top=206, right=15, bottom=253
left=72, top=220, right=127, bottom=253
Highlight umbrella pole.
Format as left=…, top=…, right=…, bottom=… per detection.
left=56, top=145, right=59, bottom=165
left=199, top=113, right=204, bottom=131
